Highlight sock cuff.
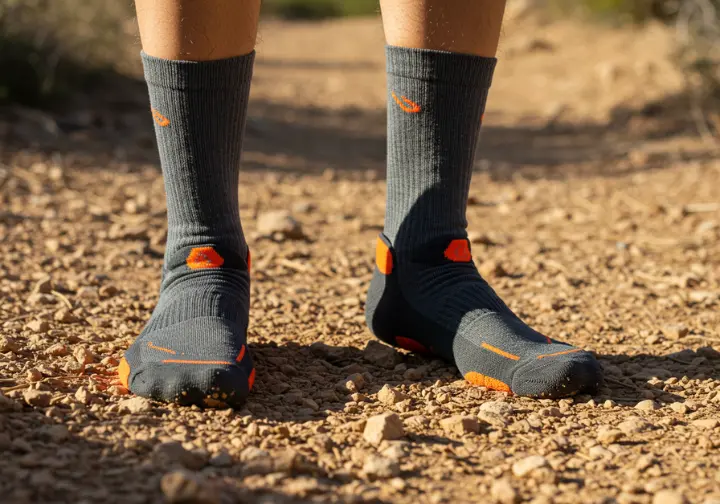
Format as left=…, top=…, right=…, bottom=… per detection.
left=141, top=51, right=255, bottom=91
left=386, top=45, right=496, bottom=88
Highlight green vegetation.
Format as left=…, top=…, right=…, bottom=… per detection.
left=263, top=0, right=378, bottom=19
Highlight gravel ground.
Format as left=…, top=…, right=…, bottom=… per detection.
left=1, top=11, right=719, bottom=504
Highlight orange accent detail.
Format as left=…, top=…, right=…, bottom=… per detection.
left=544, top=335, right=552, bottom=344
left=148, top=342, right=177, bottom=355
left=375, top=238, right=393, bottom=275
left=391, top=91, right=422, bottom=114
left=537, top=348, right=583, bottom=359
left=236, top=345, right=246, bottom=363
left=187, top=247, right=225, bottom=270
left=246, top=250, right=251, bottom=273
left=248, top=368, right=256, bottom=390
left=161, top=359, right=233, bottom=365
left=465, top=371, right=512, bottom=393
left=151, top=108, right=170, bottom=127
left=396, top=336, right=430, bottom=354
left=481, top=342, right=520, bottom=361
left=444, top=239, right=472, bottom=262
left=118, top=358, right=130, bottom=389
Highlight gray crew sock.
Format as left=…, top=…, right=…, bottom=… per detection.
left=366, top=46, right=602, bottom=398
left=120, top=53, right=256, bottom=408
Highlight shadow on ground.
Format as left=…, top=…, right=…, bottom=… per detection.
left=1, top=73, right=715, bottom=181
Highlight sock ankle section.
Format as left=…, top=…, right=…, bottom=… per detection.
left=383, top=46, right=496, bottom=251
left=142, top=52, right=255, bottom=258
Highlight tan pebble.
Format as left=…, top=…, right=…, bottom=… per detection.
left=652, top=490, right=687, bottom=504
left=0, top=336, right=20, bottom=353
left=160, top=470, right=217, bottom=504
left=74, top=387, right=94, bottom=405
left=118, top=396, right=152, bottom=414
left=490, top=479, right=519, bottom=504
left=54, top=308, right=79, bottom=324
left=363, top=413, right=405, bottom=445
left=635, top=400, right=659, bottom=411
left=377, top=384, right=408, bottom=406
left=26, top=368, right=43, bottom=382
left=256, top=210, right=305, bottom=240
left=597, top=428, right=624, bottom=444
left=362, top=455, right=400, bottom=480
left=73, top=347, right=95, bottom=365
left=404, top=415, right=429, bottom=429
left=403, top=368, right=423, bottom=380
left=669, top=402, right=688, bottom=414
left=362, top=340, right=400, bottom=369
left=98, top=285, right=118, bottom=298
left=692, top=418, right=719, bottom=430
left=619, top=417, right=651, bottom=434
left=26, top=320, right=50, bottom=333
left=512, top=455, right=549, bottom=477
left=440, top=415, right=480, bottom=435
left=661, top=324, right=688, bottom=340
left=22, top=389, right=52, bottom=408
left=589, top=445, right=612, bottom=459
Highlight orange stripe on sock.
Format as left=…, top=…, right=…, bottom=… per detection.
left=537, top=348, right=583, bottom=359
left=376, top=238, right=393, bottom=275
left=248, top=368, right=256, bottom=391
left=464, top=371, right=511, bottom=393
left=481, top=342, right=520, bottom=361
left=148, top=342, right=177, bottom=355
left=236, top=345, right=246, bottom=362
left=161, top=359, right=233, bottom=365
left=391, top=91, right=422, bottom=114
left=118, top=358, right=130, bottom=389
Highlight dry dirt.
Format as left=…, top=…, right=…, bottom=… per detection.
left=1, top=9, right=720, bottom=504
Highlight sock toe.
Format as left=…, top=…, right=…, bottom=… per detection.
left=511, top=350, right=602, bottom=398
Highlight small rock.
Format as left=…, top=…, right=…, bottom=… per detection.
left=619, top=417, right=652, bottom=434
left=161, top=470, right=217, bottom=504
left=26, top=320, right=50, bottom=333
left=98, top=285, right=118, bottom=298
left=336, top=373, right=365, bottom=394
left=661, top=324, right=688, bottom=340
left=22, top=389, right=52, bottom=408
left=440, top=415, right=480, bottom=435
left=597, top=428, right=624, bottom=444
left=403, top=367, right=423, bottom=380
left=512, top=455, right=549, bottom=477
left=692, top=419, right=719, bottom=430
left=653, top=490, right=687, bottom=504
left=45, top=343, right=68, bottom=357
left=491, top=479, right=519, bottom=504
left=33, top=277, right=53, bottom=294
left=74, top=387, right=94, bottom=405
left=363, top=412, right=405, bottom=445
left=480, top=401, right=514, bottom=417
left=0, top=336, right=20, bottom=353
left=404, top=415, right=429, bottom=429
left=377, top=385, right=408, bottom=406
left=669, top=402, right=688, bottom=414
left=240, top=446, right=270, bottom=462
left=118, top=396, right=152, bottom=414
left=362, top=455, right=400, bottom=480
left=635, top=400, right=659, bottom=412
left=257, top=210, right=305, bottom=240
left=153, top=442, right=208, bottom=470
left=26, top=368, right=43, bottom=382
left=589, top=445, right=613, bottom=459
left=362, top=341, right=400, bottom=368
left=209, top=450, right=233, bottom=467
left=73, top=347, right=96, bottom=365
left=54, top=308, right=79, bottom=324
left=636, top=454, right=657, bottom=472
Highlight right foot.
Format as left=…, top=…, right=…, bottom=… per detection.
left=119, top=245, right=254, bottom=408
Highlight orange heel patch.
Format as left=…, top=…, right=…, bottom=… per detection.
left=118, top=358, right=130, bottom=389
left=465, top=371, right=511, bottom=393
left=187, top=247, right=225, bottom=270
left=444, top=239, right=472, bottom=263
left=376, top=238, right=393, bottom=275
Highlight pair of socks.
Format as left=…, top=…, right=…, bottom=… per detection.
left=119, top=47, right=601, bottom=407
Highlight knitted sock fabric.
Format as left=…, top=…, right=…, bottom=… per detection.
left=119, top=52, right=255, bottom=408
left=366, top=46, right=602, bottom=398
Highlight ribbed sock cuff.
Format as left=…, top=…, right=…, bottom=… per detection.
left=141, top=51, right=256, bottom=90
left=385, top=45, right=496, bottom=88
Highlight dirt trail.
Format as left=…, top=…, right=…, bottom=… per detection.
left=1, top=12, right=720, bottom=504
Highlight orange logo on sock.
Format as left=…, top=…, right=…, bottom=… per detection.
left=444, top=239, right=472, bottom=262
left=151, top=108, right=170, bottom=127
left=391, top=91, right=422, bottom=114
left=187, top=247, right=225, bottom=269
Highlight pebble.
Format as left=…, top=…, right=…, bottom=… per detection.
left=661, top=324, right=688, bottom=340
left=652, top=490, right=687, bottom=504
left=635, top=400, right=659, bottom=411
left=240, top=446, right=270, bottom=462
left=589, top=445, right=613, bottom=459
left=161, top=470, right=217, bottom=504
left=257, top=210, right=305, bottom=240
left=377, top=384, right=408, bottom=406
left=26, top=320, right=50, bottom=333
left=74, top=386, right=94, bottom=405
left=153, top=442, right=208, bottom=470
left=692, top=419, right=719, bottom=430
left=0, top=336, right=20, bottom=353
left=512, top=455, right=549, bottom=477
left=118, top=396, right=152, bottom=414
left=491, top=479, right=519, bottom=504
left=363, top=413, right=405, bottom=445
left=440, top=415, right=480, bottom=435
left=54, top=308, right=79, bottom=324
left=597, top=428, right=624, bottom=444
left=22, top=389, right=52, bottom=408
left=45, top=343, right=68, bottom=357
left=669, top=402, right=688, bottom=414
left=73, top=347, right=96, bottom=365
left=619, top=417, right=652, bottom=434
left=362, top=455, right=400, bottom=480
left=362, top=341, right=400, bottom=368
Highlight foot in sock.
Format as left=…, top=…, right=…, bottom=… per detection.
left=365, top=46, right=602, bottom=398
left=118, top=53, right=256, bottom=408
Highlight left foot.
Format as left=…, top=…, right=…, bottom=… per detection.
left=365, top=233, right=602, bottom=398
